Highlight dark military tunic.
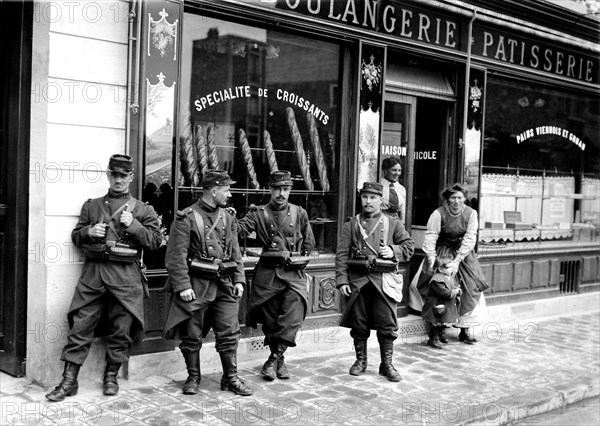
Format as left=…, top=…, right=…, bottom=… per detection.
left=335, top=211, right=414, bottom=340
left=237, top=202, right=315, bottom=346
left=62, top=190, right=162, bottom=364
left=163, top=199, right=245, bottom=353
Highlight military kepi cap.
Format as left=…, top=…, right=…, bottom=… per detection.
left=360, top=182, right=383, bottom=196
left=269, top=170, right=293, bottom=187
left=108, top=154, right=134, bottom=174
left=199, top=169, right=236, bottom=188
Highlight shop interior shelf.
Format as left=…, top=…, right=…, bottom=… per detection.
left=480, top=192, right=534, bottom=198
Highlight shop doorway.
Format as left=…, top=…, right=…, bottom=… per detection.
left=382, top=95, right=453, bottom=248
left=0, top=0, right=32, bottom=377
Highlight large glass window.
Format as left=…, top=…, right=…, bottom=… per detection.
left=178, top=14, right=342, bottom=256
left=480, top=76, right=600, bottom=246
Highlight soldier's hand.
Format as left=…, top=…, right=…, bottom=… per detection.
left=378, top=245, right=394, bottom=259
left=339, top=284, right=351, bottom=297
left=225, top=206, right=237, bottom=216
left=233, top=283, right=244, bottom=299
left=120, top=209, right=133, bottom=227
left=179, top=289, right=196, bottom=302
left=89, top=223, right=108, bottom=239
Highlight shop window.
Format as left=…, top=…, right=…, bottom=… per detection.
left=178, top=14, right=342, bottom=257
left=480, top=77, right=600, bottom=246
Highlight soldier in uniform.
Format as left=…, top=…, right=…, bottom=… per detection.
left=335, top=182, right=414, bottom=382
left=46, top=154, right=162, bottom=402
left=237, top=170, right=315, bottom=381
left=163, top=170, right=252, bottom=396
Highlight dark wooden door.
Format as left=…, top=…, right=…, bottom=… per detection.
left=0, top=0, right=32, bottom=377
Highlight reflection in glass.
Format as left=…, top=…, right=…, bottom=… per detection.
left=178, top=14, right=342, bottom=254
left=145, top=72, right=174, bottom=188
left=480, top=76, right=600, bottom=245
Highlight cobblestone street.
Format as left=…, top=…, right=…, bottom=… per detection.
left=2, top=311, right=599, bottom=425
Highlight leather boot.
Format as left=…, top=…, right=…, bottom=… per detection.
left=45, top=362, right=80, bottom=402
left=459, top=328, right=477, bottom=344
left=262, top=343, right=278, bottom=381
left=349, top=339, right=367, bottom=376
left=275, top=342, right=290, bottom=379
left=219, top=351, right=253, bottom=396
left=103, top=362, right=121, bottom=396
left=427, top=326, right=443, bottom=349
left=439, top=327, right=449, bottom=344
left=182, top=351, right=201, bottom=394
left=378, top=340, right=402, bottom=382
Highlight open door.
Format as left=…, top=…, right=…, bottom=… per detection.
left=383, top=95, right=453, bottom=249
left=381, top=94, right=416, bottom=230
left=0, top=0, right=32, bottom=377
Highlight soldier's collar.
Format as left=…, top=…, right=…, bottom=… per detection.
left=198, top=199, right=217, bottom=213
left=107, top=189, right=131, bottom=199
left=361, top=211, right=382, bottom=220
left=268, top=201, right=288, bottom=211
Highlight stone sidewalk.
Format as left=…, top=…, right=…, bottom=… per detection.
left=1, top=311, right=599, bottom=425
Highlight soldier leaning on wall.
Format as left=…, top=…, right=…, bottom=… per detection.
left=46, top=154, right=162, bottom=402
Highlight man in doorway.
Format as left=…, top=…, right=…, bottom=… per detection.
left=163, top=170, right=252, bottom=396
left=336, top=182, right=414, bottom=381
left=237, top=170, right=315, bottom=381
left=46, top=154, right=162, bottom=402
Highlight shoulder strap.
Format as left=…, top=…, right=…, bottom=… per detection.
left=352, top=214, right=361, bottom=251
left=355, top=214, right=381, bottom=255
left=191, top=206, right=223, bottom=256
left=382, top=215, right=390, bottom=246
left=101, top=197, right=134, bottom=241
left=289, top=205, right=299, bottom=251
left=191, top=207, right=206, bottom=255
left=356, top=215, right=383, bottom=239
left=263, top=205, right=291, bottom=248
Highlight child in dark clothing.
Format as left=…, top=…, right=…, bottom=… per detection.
left=421, top=255, right=462, bottom=349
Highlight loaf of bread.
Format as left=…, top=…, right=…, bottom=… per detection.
left=238, top=129, right=260, bottom=189
left=179, top=106, right=199, bottom=186
left=306, top=113, right=330, bottom=191
left=264, top=130, right=279, bottom=173
left=286, top=107, right=314, bottom=190
left=207, top=124, right=219, bottom=169
left=194, top=124, right=208, bottom=176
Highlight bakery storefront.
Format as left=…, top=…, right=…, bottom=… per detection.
left=131, top=0, right=599, bottom=355
left=470, top=21, right=600, bottom=300
left=5, top=0, right=597, bottom=382
left=133, top=0, right=467, bottom=355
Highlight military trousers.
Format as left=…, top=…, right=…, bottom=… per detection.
left=178, top=285, right=241, bottom=354
left=347, top=282, right=398, bottom=342
left=259, top=279, right=305, bottom=347
left=61, top=292, right=134, bottom=365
